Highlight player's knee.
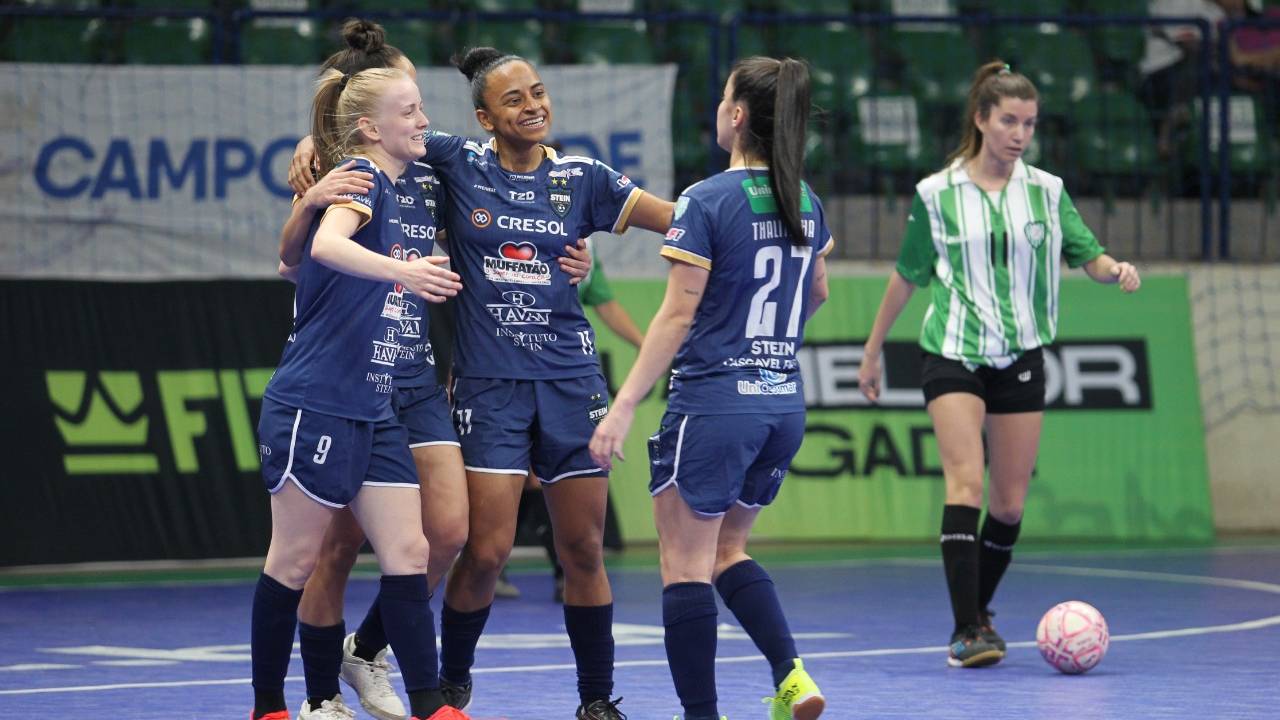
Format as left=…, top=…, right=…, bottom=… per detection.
left=556, top=533, right=604, bottom=575
left=429, top=522, right=468, bottom=564
left=945, top=475, right=984, bottom=507
left=459, top=540, right=512, bottom=578
left=377, top=533, right=431, bottom=575
left=316, top=534, right=364, bottom=573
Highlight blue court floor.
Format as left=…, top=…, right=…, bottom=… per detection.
left=1, top=543, right=1278, bottom=719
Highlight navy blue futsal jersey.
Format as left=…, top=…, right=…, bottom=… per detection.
left=389, top=161, right=446, bottom=390
left=264, top=157, right=406, bottom=422
left=420, top=132, right=642, bottom=379
left=660, top=168, right=835, bottom=415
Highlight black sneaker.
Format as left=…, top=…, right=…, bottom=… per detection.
left=576, top=696, right=626, bottom=719
left=979, top=608, right=1007, bottom=652
left=439, top=676, right=472, bottom=711
left=947, top=625, right=1004, bottom=668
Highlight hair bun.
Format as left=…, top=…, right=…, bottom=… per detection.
left=342, top=18, right=386, bottom=53
left=452, top=46, right=505, bottom=82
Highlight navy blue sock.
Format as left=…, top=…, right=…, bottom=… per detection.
left=662, top=582, right=718, bottom=719
left=439, top=602, right=490, bottom=686
left=941, top=504, right=982, bottom=633
left=564, top=603, right=615, bottom=705
left=299, top=621, right=344, bottom=709
left=353, top=595, right=386, bottom=662
left=378, top=575, right=439, bottom=698
left=251, top=573, right=302, bottom=717
left=715, top=559, right=797, bottom=689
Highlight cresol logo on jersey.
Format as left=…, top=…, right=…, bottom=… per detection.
left=33, top=135, right=299, bottom=200
left=483, top=240, right=552, bottom=285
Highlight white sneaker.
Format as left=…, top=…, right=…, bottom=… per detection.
left=297, top=694, right=357, bottom=720
left=339, top=633, right=408, bottom=720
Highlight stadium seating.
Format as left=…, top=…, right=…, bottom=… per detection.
left=997, top=28, right=1096, bottom=110
left=1072, top=88, right=1158, bottom=177
left=570, top=19, right=656, bottom=64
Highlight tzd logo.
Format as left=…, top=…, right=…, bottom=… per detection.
left=46, top=369, right=275, bottom=476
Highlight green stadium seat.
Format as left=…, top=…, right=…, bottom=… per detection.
left=1072, top=88, right=1159, bottom=176
left=776, top=22, right=863, bottom=112
left=240, top=18, right=320, bottom=65
left=883, top=0, right=958, bottom=33
left=122, top=17, right=210, bottom=65
left=570, top=20, right=655, bottom=64
left=1185, top=95, right=1274, bottom=174
left=852, top=94, right=936, bottom=172
left=977, top=0, right=1069, bottom=15
left=7, top=18, right=102, bottom=63
left=779, top=0, right=855, bottom=13
left=461, top=20, right=544, bottom=64
left=997, top=28, right=1096, bottom=110
left=1081, top=0, right=1147, bottom=66
left=375, top=20, right=433, bottom=66
left=895, top=30, right=978, bottom=111
left=472, top=0, right=540, bottom=11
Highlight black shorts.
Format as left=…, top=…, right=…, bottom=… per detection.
left=920, top=347, right=1046, bottom=414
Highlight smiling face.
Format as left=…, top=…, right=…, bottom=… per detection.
left=475, top=60, right=551, bottom=145
left=975, top=96, right=1037, bottom=165
left=358, top=75, right=429, bottom=162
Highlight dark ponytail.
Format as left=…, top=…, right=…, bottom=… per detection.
left=731, top=56, right=811, bottom=247
left=321, top=18, right=408, bottom=76
left=451, top=46, right=524, bottom=110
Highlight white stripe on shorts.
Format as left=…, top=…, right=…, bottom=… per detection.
left=464, top=466, right=530, bottom=476
left=409, top=440, right=462, bottom=449
left=269, top=409, right=304, bottom=494
left=545, top=467, right=604, bottom=484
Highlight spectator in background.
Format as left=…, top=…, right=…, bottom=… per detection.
left=1139, top=0, right=1225, bottom=157
left=1220, top=0, right=1280, bottom=129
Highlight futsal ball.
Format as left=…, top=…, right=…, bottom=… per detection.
left=1036, top=600, right=1110, bottom=674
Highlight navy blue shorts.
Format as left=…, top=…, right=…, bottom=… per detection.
left=392, top=383, right=459, bottom=448
left=450, top=375, right=610, bottom=483
left=257, top=398, right=418, bottom=507
left=647, top=411, right=806, bottom=516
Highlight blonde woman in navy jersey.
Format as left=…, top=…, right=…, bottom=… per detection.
left=590, top=57, right=830, bottom=720
left=251, top=65, right=471, bottom=720
left=858, top=62, right=1141, bottom=669
left=279, top=22, right=599, bottom=720
left=290, top=46, right=673, bottom=720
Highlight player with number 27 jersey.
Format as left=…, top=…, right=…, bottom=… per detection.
left=661, top=168, right=834, bottom=415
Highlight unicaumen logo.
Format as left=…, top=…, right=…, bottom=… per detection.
left=471, top=208, right=492, bottom=228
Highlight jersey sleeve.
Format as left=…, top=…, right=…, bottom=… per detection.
left=1059, top=189, right=1106, bottom=268
left=659, top=191, right=712, bottom=270
left=321, top=158, right=377, bottom=231
left=894, top=192, right=937, bottom=287
left=585, top=159, right=643, bottom=235
left=419, top=131, right=468, bottom=170
left=808, top=187, right=836, bottom=257
left=577, top=255, right=615, bottom=307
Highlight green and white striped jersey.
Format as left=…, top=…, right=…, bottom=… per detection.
left=895, top=159, right=1104, bottom=368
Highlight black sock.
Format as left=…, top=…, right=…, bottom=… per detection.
left=408, top=688, right=446, bottom=719
left=299, top=621, right=344, bottom=710
left=978, top=513, right=1022, bottom=611
left=940, top=504, right=981, bottom=634
left=378, top=574, right=439, bottom=707
left=439, top=602, right=491, bottom=686
left=564, top=603, right=615, bottom=705
left=353, top=594, right=386, bottom=662
left=662, top=582, right=718, bottom=719
left=714, top=559, right=797, bottom=689
left=251, top=573, right=302, bottom=717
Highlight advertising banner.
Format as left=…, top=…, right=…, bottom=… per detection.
left=0, top=63, right=675, bottom=280
left=595, top=275, right=1212, bottom=543
left=0, top=274, right=1211, bottom=566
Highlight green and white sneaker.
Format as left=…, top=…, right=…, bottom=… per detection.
left=764, top=659, right=824, bottom=720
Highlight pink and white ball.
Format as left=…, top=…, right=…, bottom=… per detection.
left=1036, top=601, right=1110, bottom=674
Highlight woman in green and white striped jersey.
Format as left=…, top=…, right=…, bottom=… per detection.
left=857, top=61, right=1141, bottom=669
